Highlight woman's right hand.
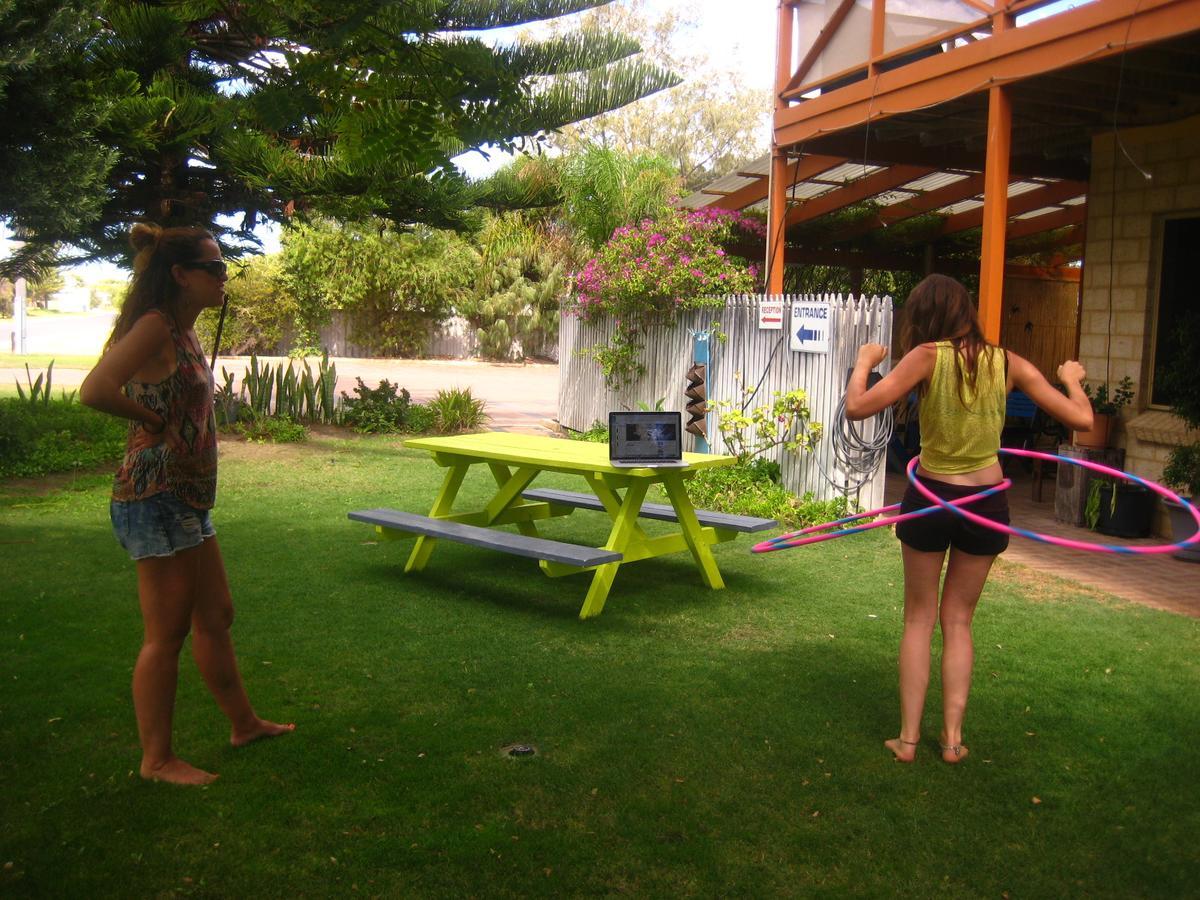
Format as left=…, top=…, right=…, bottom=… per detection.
left=1057, top=360, right=1086, bottom=384
left=856, top=342, right=889, bottom=370
left=129, top=420, right=182, bottom=453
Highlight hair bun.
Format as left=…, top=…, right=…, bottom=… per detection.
left=129, top=222, right=163, bottom=254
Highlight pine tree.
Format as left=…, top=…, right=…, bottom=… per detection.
left=0, top=0, right=678, bottom=278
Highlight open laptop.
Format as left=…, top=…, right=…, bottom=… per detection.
left=609, top=411, right=688, bottom=467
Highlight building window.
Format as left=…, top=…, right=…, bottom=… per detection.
left=1151, top=215, right=1200, bottom=408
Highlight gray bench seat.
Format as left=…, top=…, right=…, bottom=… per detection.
left=520, top=488, right=777, bottom=533
left=349, top=508, right=623, bottom=567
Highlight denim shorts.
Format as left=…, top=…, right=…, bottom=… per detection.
left=894, top=477, right=1010, bottom=556
left=110, top=492, right=216, bottom=561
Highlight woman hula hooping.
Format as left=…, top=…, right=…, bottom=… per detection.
left=843, top=274, right=1094, bottom=765
left=81, top=223, right=294, bottom=785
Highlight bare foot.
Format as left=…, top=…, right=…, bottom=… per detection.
left=231, top=718, right=295, bottom=748
left=141, top=757, right=219, bottom=785
left=885, top=737, right=919, bottom=763
left=939, top=734, right=969, bottom=764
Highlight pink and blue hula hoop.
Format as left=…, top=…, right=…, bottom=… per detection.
left=906, top=448, right=1200, bottom=556
left=752, top=478, right=1012, bottom=553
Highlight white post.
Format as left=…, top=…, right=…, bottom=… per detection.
left=13, top=276, right=27, bottom=354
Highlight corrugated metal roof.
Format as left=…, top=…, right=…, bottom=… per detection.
left=738, top=154, right=772, bottom=176
left=938, top=198, right=985, bottom=216
left=704, top=172, right=758, bottom=194
left=813, top=162, right=885, bottom=183
left=1013, top=206, right=1069, bottom=220
left=789, top=181, right=836, bottom=200
left=897, top=172, right=971, bottom=192
left=874, top=190, right=922, bottom=206
left=1006, top=181, right=1047, bottom=198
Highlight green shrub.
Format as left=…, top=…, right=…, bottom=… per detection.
left=341, top=378, right=411, bottom=433
left=195, top=255, right=295, bottom=356
left=428, top=388, right=487, bottom=434
left=677, top=458, right=855, bottom=530
left=0, top=397, right=126, bottom=478
left=234, top=413, right=308, bottom=443
left=1162, top=441, right=1200, bottom=498
left=13, top=361, right=55, bottom=406
left=568, top=421, right=609, bottom=442
left=404, top=403, right=436, bottom=434
left=789, top=491, right=857, bottom=531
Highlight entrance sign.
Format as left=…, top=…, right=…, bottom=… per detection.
left=758, top=299, right=784, bottom=330
left=789, top=300, right=831, bottom=354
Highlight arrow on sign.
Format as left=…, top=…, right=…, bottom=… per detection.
left=795, top=324, right=821, bottom=344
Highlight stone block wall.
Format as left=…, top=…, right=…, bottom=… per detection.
left=1082, top=114, right=1200, bottom=533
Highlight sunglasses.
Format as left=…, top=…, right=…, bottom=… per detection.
left=181, top=259, right=228, bottom=277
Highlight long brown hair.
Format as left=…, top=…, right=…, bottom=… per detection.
left=899, top=274, right=1001, bottom=407
left=106, top=223, right=214, bottom=348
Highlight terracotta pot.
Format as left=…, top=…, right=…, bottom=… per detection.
left=1164, top=498, right=1200, bottom=562
left=1073, top=413, right=1112, bottom=449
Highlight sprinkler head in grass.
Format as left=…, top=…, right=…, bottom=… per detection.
left=502, top=743, right=537, bottom=759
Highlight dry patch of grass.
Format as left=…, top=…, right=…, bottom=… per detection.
left=991, top=557, right=1118, bottom=606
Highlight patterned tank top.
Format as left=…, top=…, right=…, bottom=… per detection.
left=112, top=310, right=218, bottom=508
left=918, top=341, right=1007, bottom=475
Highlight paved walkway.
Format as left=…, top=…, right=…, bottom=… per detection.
left=884, top=469, right=1199, bottom=618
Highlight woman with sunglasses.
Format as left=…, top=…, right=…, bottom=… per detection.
left=82, top=223, right=293, bottom=785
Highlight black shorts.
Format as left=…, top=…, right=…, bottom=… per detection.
left=895, top=477, right=1010, bottom=556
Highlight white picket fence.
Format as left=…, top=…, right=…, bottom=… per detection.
left=558, top=293, right=894, bottom=509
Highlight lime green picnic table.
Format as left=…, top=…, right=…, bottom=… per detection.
left=364, top=432, right=747, bottom=619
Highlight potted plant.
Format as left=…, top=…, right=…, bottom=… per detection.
left=1085, top=475, right=1156, bottom=538
left=1161, top=441, right=1200, bottom=561
left=1075, top=376, right=1135, bottom=448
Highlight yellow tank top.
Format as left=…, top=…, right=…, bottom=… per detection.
left=918, top=341, right=1007, bottom=475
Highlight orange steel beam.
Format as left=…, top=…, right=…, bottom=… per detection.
left=787, top=14, right=993, bottom=100
left=774, top=0, right=1200, bottom=150
left=978, top=85, right=1012, bottom=343
left=1006, top=204, right=1087, bottom=240
left=731, top=242, right=928, bottom=272
left=732, top=243, right=1082, bottom=275
left=869, top=0, right=886, bottom=75
left=767, top=152, right=790, bottom=293
left=830, top=173, right=987, bottom=240
left=767, top=0, right=796, bottom=295
left=802, top=133, right=1089, bottom=181
left=782, top=164, right=935, bottom=227
left=705, top=155, right=845, bottom=211
left=939, top=178, right=1086, bottom=235
left=782, top=0, right=856, bottom=96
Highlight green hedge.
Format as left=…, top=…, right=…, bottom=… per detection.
left=0, top=398, right=126, bottom=478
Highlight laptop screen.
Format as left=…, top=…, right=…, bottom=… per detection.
left=609, top=411, right=683, bottom=462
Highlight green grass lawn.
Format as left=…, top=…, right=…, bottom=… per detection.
left=2, top=435, right=1198, bottom=897
left=0, top=352, right=100, bottom=370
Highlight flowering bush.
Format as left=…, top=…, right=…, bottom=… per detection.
left=569, top=207, right=763, bottom=388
